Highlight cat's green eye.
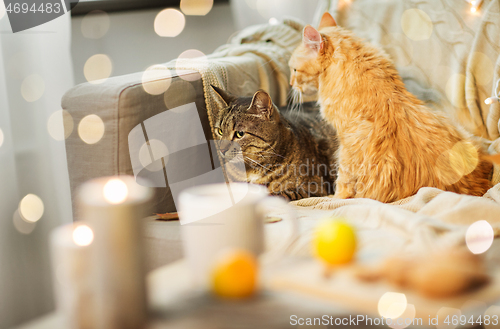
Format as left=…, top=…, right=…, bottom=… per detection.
left=216, top=128, right=223, bottom=136
left=235, top=131, right=245, bottom=138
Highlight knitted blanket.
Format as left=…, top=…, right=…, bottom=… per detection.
left=167, top=19, right=303, bottom=135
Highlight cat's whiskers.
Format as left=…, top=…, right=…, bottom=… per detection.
left=287, top=88, right=297, bottom=112
left=259, top=140, right=283, bottom=157
left=295, top=91, right=304, bottom=119
left=290, top=89, right=299, bottom=113
left=246, top=152, right=273, bottom=159
left=259, top=150, right=285, bottom=159
left=245, top=150, right=284, bottom=159
left=244, top=156, right=272, bottom=172
left=288, top=88, right=304, bottom=115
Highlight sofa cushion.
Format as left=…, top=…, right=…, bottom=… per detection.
left=62, top=70, right=209, bottom=220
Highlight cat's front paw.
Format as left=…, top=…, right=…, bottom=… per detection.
left=332, top=191, right=352, bottom=199
left=333, top=183, right=355, bottom=199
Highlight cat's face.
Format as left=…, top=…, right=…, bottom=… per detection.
left=211, top=87, right=280, bottom=163
left=289, top=13, right=338, bottom=96
left=289, top=44, right=321, bottom=96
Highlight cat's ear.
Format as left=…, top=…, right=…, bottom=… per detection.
left=211, top=85, right=235, bottom=107
left=303, top=25, right=323, bottom=53
left=318, top=12, right=337, bottom=29
left=248, top=90, right=273, bottom=119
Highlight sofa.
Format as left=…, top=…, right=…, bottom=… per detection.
left=62, top=0, right=500, bottom=271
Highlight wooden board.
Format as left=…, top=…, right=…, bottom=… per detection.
left=266, top=259, right=500, bottom=321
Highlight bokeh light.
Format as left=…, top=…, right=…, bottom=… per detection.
left=176, top=49, right=206, bottom=81
left=401, top=9, right=433, bottom=41
left=269, top=17, right=279, bottom=25
left=436, top=140, right=479, bottom=186
left=164, top=80, right=196, bottom=110
left=13, top=210, right=36, bottom=235
left=154, top=9, right=185, bottom=37
left=378, top=292, right=407, bottom=319
left=142, top=65, right=172, bottom=95
left=72, top=225, right=94, bottom=246
left=178, top=49, right=206, bottom=60
left=84, top=54, right=113, bottom=84
left=447, top=141, right=479, bottom=180
left=139, top=139, right=169, bottom=172
left=0, top=128, right=4, bottom=148
left=436, top=307, right=461, bottom=329
left=484, top=305, right=500, bottom=329
left=21, top=74, right=45, bottom=102
left=387, top=304, right=416, bottom=329
left=81, top=10, right=110, bottom=39
left=78, top=114, right=105, bottom=144
left=180, top=0, right=213, bottom=16
left=103, top=178, right=128, bottom=204
left=19, top=193, right=44, bottom=223
left=0, top=1, right=5, bottom=20
left=47, top=110, right=74, bottom=141
left=466, top=220, right=494, bottom=254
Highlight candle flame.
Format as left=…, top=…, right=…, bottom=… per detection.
left=73, top=225, right=94, bottom=246
left=103, top=178, right=128, bottom=204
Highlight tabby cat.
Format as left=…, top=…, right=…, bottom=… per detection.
left=211, top=85, right=338, bottom=200
left=288, top=12, right=492, bottom=203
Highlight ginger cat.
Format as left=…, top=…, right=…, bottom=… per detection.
left=288, top=12, right=493, bottom=203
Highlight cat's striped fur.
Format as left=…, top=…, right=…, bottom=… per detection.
left=212, top=86, right=338, bottom=200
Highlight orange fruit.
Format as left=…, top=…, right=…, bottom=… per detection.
left=313, top=218, right=356, bottom=265
left=211, top=249, right=258, bottom=299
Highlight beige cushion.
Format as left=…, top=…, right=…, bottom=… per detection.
left=62, top=70, right=208, bottom=220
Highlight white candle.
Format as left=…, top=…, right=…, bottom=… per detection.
left=77, top=175, right=153, bottom=329
left=50, top=224, right=96, bottom=329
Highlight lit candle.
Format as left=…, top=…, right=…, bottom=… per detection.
left=78, top=176, right=153, bottom=329
left=50, top=224, right=96, bottom=329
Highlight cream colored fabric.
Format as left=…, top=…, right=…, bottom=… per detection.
left=293, top=185, right=500, bottom=227
left=277, top=185, right=500, bottom=260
